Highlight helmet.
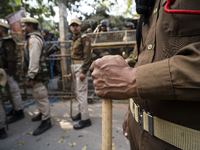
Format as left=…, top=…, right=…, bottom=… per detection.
left=43, top=29, right=49, bottom=34
left=113, top=27, right=119, bottom=31
left=100, top=20, right=108, bottom=26
left=126, top=22, right=135, bottom=29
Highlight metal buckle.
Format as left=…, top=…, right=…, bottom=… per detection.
left=148, top=114, right=153, bottom=136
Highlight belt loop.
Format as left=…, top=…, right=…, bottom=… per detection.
left=132, top=101, right=135, bottom=118
left=148, top=114, right=153, bottom=136
left=138, top=106, right=143, bottom=126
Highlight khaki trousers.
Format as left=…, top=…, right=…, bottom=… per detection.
left=71, top=63, right=89, bottom=120
left=32, top=82, right=50, bottom=120
left=128, top=111, right=181, bottom=150
left=7, top=75, right=23, bottom=111
left=0, top=100, right=5, bottom=129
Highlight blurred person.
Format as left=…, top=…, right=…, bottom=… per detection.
left=0, top=22, right=24, bottom=124
left=21, top=17, right=51, bottom=136
left=68, top=18, right=92, bottom=130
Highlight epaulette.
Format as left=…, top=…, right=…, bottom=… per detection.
left=81, top=34, right=87, bottom=38
left=31, top=34, right=36, bottom=37
left=81, top=34, right=91, bottom=42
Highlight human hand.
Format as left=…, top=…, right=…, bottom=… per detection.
left=80, top=73, right=86, bottom=81
left=90, top=55, right=138, bottom=100
left=26, top=80, right=33, bottom=88
left=68, top=73, right=72, bottom=81
left=122, top=110, right=130, bottom=139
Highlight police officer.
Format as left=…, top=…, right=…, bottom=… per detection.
left=21, top=17, right=52, bottom=136
left=122, top=22, right=136, bottom=58
left=0, top=22, right=24, bottom=124
left=0, top=68, right=7, bottom=139
left=68, top=18, right=92, bottom=130
left=90, top=0, right=200, bottom=149
left=42, top=28, right=49, bottom=41
left=92, top=20, right=112, bottom=60
left=86, top=28, right=93, bottom=33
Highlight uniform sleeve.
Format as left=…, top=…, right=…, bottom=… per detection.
left=136, top=42, right=200, bottom=101
left=3, top=40, right=16, bottom=62
left=81, top=37, right=92, bottom=74
left=28, top=36, right=43, bottom=79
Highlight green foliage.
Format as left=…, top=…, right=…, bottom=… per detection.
left=81, top=5, right=133, bottom=32
left=0, top=0, right=20, bottom=19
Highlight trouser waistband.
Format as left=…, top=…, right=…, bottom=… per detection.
left=71, top=60, right=82, bottom=64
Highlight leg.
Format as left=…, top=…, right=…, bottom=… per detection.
left=7, top=75, right=24, bottom=124
left=32, top=82, right=50, bottom=120
left=32, top=82, right=52, bottom=136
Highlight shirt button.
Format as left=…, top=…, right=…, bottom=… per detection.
left=148, top=44, right=153, bottom=50
left=154, top=8, right=158, bottom=14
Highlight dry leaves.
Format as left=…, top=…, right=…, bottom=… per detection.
left=27, top=132, right=33, bottom=135
left=82, top=145, right=88, bottom=150
left=58, top=136, right=69, bottom=143
left=78, top=135, right=84, bottom=137
left=36, top=138, right=41, bottom=142
left=68, top=142, right=77, bottom=147
left=46, top=143, right=50, bottom=146
left=18, top=141, right=24, bottom=145
left=63, top=128, right=70, bottom=131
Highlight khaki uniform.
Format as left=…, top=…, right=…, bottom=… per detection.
left=0, top=37, right=23, bottom=111
left=128, top=0, right=200, bottom=150
left=24, top=31, right=50, bottom=120
left=70, top=32, right=92, bottom=120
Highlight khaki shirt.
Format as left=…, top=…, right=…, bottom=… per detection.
left=24, top=34, right=43, bottom=79
left=134, top=0, right=200, bottom=130
left=70, top=32, right=92, bottom=74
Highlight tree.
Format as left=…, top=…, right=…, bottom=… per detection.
left=81, top=5, right=133, bottom=32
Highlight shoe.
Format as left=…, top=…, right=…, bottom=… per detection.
left=73, top=119, right=92, bottom=130
left=7, top=109, right=24, bottom=124
left=33, top=118, right=52, bottom=136
left=71, top=113, right=81, bottom=121
left=0, top=128, right=8, bottom=139
left=32, top=113, right=42, bottom=122
left=6, top=109, right=14, bottom=117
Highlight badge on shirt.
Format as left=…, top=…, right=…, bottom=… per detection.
left=29, top=44, right=32, bottom=48
left=5, top=47, right=9, bottom=51
left=85, top=41, right=89, bottom=46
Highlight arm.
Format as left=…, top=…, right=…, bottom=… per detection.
left=90, top=42, right=200, bottom=101
left=3, top=40, right=16, bottom=76
left=27, top=36, right=43, bottom=79
left=137, top=42, right=200, bottom=101
left=81, top=37, right=92, bottom=74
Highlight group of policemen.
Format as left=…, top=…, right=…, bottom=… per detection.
left=0, top=17, right=95, bottom=139
left=0, top=16, right=138, bottom=140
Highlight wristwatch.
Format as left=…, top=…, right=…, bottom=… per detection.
left=26, top=76, right=33, bottom=81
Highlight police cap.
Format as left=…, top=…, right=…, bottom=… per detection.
left=21, top=17, right=39, bottom=24
left=0, top=22, right=10, bottom=29
left=70, top=18, right=81, bottom=26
